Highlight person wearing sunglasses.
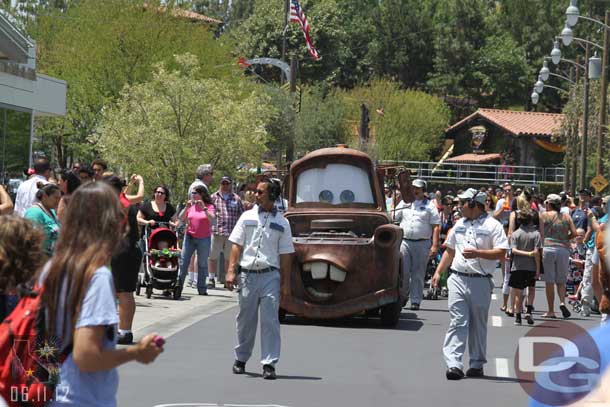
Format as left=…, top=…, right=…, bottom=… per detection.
left=225, top=178, right=294, bottom=380
left=137, top=185, right=177, bottom=229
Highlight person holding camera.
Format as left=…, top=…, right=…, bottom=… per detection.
left=176, top=185, right=216, bottom=297
left=225, top=179, right=294, bottom=380
left=432, top=188, right=508, bottom=380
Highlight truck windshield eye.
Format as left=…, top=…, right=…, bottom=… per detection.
left=340, top=190, right=355, bottom=203
left=319, top=190, right=334, bottom=203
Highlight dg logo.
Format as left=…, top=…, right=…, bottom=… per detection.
left=514, top=321, right=602, bottom=406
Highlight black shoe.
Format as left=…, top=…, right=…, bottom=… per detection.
left=207, top=279, right=216, bottom=289
left=410, top=303, right=420, bottom=311
left=526, top=305, right=534, bottom=314
left=262, top=364, right=276, bottom=380
left=466, top=367, right=484, bottom=378
left=232, top=360, right=245, bottom=374
left=525, top=313, right=534, bottom=325
left=514, top=313, right=522, bottom=325
left=560, top=304, right=571, bottom=319
left=198, top=291, right=208, bottom=296
left=117, top=332, right=133, bottom=345
left=446, top=367, right=464, bottom=380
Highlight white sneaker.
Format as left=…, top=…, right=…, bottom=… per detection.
left=581, top=305, right=591, bottom=317
left=601, top=313, right=609, bottom=326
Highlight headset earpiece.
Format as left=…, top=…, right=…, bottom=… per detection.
left=267, top=178, right=282, bottom=201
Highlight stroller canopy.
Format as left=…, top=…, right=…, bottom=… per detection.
left=148, top=227, right=178, bottom=249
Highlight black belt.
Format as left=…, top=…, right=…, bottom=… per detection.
left=450, top=269, right=491, bottom=278
left=240, top=267, right=276, bottom=274
left=403, top=238, right=429, bottom=242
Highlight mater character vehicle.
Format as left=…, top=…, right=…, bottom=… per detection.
left=281, top=146, right=410, bottom=326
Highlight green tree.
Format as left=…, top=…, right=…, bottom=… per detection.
left=340, top=80, right=450, bottom=161
left=295, top=85, right=347, bottom=155
left=96, top=54, right=275, bottom=199
left=29, top=0, right=236, bottom=167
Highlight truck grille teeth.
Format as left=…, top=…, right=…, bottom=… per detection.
left=329, top=265, right=346, bottom=282
left=303, top=262, right=346, bottom=282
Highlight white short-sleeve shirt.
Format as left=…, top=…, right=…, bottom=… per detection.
left=394, top=198, right=441, bottom=240
left=229, top=207, right=295, bottom=270
left=14, top=175, right=48, bottom=216
left=445, top=213, right=509, bottom=275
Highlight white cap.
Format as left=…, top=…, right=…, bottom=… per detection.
left=458, top=188, right=486, bottom=205
left=412, top=179, right=426, bottom=189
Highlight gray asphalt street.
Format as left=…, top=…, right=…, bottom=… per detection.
left=118, top=270, right=603, bottom=407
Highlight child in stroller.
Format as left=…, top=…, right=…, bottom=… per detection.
left=151, top=239, right=180, bottom=271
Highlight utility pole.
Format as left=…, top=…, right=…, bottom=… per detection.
left=571, top=65, right=578, bottom=196
left=581, top=42, right=590, bottom=190
left=359, top=103, right=370, bottom=149
left=596, top=10, right=609, bottom=176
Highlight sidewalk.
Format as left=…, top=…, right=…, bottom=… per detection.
left=130, top=283, right=238, bottom=341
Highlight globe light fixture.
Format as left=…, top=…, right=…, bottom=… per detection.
left=560, top=22, right=574, bottom=46
left=539, top=60, right=550, bottom=81
left=551, top=40, right=562, bottom=65
left=531, top=91, right=540, bottom=105
left=589, top=51, right=602, bottom=80
left=566, top=0, right=579, bottom=27
left=534, top=76, right=545, bottom=94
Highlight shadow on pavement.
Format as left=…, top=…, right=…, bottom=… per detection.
left=282, top=312, right=424, bottom=331
left=474, top=375, right=533, bottom=384
left=244, top=372, right=323, bottom=380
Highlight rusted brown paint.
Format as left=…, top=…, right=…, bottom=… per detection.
left=281, top=147, right=405, bottom=319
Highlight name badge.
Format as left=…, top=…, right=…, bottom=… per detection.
left=454, top=226, right=466, bottom=234
left=244, top=220, right=258, bottom=227
left=229, top=201, right=237, bottom=207
left=269, top=222, right=284, bottom=232
left=475, top=229, right=491, bottom=236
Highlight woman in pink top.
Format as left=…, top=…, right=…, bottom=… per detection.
left=176, top=185, right=216, bottom=296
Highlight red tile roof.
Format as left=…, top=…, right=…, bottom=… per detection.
left=446, top=109, right=564, bottom=137
left=446, top=153, right=502, bottom=164
left=145, top=4, right=223, bottom=25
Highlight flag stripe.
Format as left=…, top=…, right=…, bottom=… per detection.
left=289, top=0, right=320, bottom=60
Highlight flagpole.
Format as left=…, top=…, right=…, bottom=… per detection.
left=281, top=0, right=289, bottom=68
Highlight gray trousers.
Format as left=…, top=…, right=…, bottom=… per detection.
left=443, top=273, right=494, bottom=370
left=234, top=270, right=281, bottom=366
left=400, top=239, right=431, bottom=305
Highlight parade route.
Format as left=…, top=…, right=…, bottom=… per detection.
left=118, top=268, right=603, bottom=407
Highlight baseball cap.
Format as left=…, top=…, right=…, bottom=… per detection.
left=545, top=193, right=562, bottom=205
left=412, top=179, right=426, bottom=189
left=458, top=188, right=486, bottom=205
left=579, top=188, right=592, bottom=196
left=220, top=175, right=232, bottom=183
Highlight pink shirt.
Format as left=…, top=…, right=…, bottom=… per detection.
left=186, top=203, right=215, bottom=238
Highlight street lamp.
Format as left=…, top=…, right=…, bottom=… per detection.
left=531, top=91, right=540, bottom=105
left=566, top=0, right=579, bottom=27
left=540, top=60, right=550, bottom=81
left=561, top=22, right=574, bottom=46
left=589, top=51, right=602, bottom=79
left=551, top=40, right=562, bottom=64
left=534, top=75, right=545, bottom=94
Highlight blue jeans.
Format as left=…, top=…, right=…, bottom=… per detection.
left=179, top=234, right=211, bottom=294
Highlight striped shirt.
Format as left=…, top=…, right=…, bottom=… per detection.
left=211, top=191, right=244, bottom=236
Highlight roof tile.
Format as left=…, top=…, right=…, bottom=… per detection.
left=446, top=109, right=564, bottom=137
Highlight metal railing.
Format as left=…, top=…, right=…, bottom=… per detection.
left=379, top=160, right=565, bottom=186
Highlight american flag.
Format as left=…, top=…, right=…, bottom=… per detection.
left=289, top=0, right=320, bottom=61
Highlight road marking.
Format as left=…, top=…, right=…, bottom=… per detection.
left=492, top=316, right=503, bottom=327
left=491, top=293, right=498, bottom=300
left=495, top=358, right=510, bottom=378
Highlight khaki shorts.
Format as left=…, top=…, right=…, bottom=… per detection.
left=210, top=234, right=232, bottom=261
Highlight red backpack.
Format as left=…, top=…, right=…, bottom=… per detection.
left=0, top=286, right=70, bottom=407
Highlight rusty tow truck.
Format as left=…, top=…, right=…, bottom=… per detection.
left=281, top=146, right=408, bottom=326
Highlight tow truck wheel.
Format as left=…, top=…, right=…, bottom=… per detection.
left=380, top=301, right=402, bottom=327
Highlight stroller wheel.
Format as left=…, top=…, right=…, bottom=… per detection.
left=172, top=285, right=182, bottom=300
left=146, top=285, right=153, bottom=299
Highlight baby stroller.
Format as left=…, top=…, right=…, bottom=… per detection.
left=425, top=252, right=448, bottom=300
left=136, top=223, right=181, bottom=300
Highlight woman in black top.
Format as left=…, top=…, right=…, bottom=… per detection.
left=137, top=185, right=176, bottom=228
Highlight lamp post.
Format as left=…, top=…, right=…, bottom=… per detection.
left=565, top=1, right=610, bottom=177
